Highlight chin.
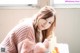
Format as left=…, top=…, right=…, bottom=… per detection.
left=41, top=28, right=47, bottom=30
left=39, top=28, right=44, bottom=30
left=39, top=27, right=47, bottom=30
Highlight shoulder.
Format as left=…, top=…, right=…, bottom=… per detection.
left=8, top=18, right=34, bottom=36
left=6, top=19, right=35, bottom=43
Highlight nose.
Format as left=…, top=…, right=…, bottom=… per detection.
left=44, top=19, right=47, bottom=24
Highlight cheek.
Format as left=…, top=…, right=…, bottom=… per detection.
left=38, top=20, right=42, bottom=24
left=38, top=20, right=44, bottom=28
left=44, top=24, right=51, bottom=29
left=39, top=20, right=46, bottom=26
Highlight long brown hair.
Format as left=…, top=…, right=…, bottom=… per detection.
left=33, top=6, right=56, bottom=43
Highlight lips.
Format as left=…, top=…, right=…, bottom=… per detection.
left=41, top=25, right=44, bottom=28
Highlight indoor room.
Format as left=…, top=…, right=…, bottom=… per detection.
left=0, top=0, right=80, bottom=53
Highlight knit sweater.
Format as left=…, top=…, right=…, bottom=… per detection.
left=0, top=20, right=36, bottom=53
left=0, top=18, right=49, bottom=53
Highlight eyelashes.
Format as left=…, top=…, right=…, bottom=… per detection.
left=46, top=19, right=52, bottom=24
left=48, top=22, right=52, bottom=24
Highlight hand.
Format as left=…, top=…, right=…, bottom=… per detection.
left=20, top=39, right=35, bottom=53
left=33, top=42, right=47, bottom=53
left=43, top=39, right=49, bottom=48
left=34, top=39, right=49, bottom=53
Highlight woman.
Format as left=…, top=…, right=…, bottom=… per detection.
left=0, top=6, right=56, bottom=53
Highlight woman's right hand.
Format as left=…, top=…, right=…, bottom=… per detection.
left=33, top=39, right=49, bottom=53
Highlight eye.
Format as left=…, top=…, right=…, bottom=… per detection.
left=48, top=22, right=51, bottom=24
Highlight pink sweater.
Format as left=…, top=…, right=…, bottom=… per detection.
left=1, top=20, right=48, bottom=53
left=1, top=21, right=49, bottom=53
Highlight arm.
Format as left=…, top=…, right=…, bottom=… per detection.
left=0, top=32, right=18, bottom=53
left=33, top=39, right=49, bottom=53
left=21, top=39, right=49, bottom=53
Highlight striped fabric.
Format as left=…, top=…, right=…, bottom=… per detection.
left=0, top=21, right=36, bottom=53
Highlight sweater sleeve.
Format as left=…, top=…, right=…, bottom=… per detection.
left=16, top=25, right=36, bottom=53
left=0, top=32, right=18, bottom=53
left=20, top=39, right=49, bottom=53
left=0, top=22, right=35, bottom=53
left=17, top=24, right=49, bottom=53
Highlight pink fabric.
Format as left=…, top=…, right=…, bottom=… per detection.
left=1, top=21, right=35, bottom=53
left=1, top=21, right=49, bottom=53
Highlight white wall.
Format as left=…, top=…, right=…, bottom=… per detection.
left=55, top=8, right=80, bottom=53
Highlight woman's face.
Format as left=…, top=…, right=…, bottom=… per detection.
left=37, top=16, right=54, bottom=30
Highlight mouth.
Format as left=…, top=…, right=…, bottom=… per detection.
left=41, top=25, right=44, bottom=28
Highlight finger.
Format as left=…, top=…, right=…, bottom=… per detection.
left=43, top=39, right=49, bottom=48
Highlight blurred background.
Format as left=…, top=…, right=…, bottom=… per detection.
left=0, top=0, right=80, bottom=53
